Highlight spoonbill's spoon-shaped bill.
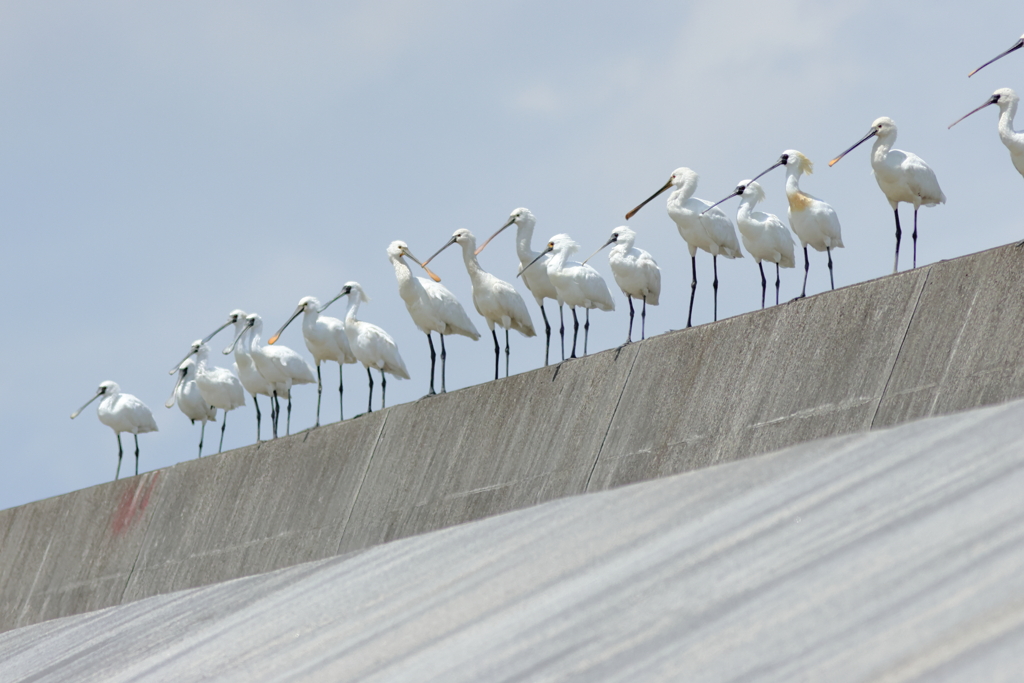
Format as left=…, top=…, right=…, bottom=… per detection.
left=969, top=34, right=1024, bottom=77
left=949, top=92, right=1003, bottom=129
left=475, top=215, right=517, bottom=255
left=624, top=176, right=673, bottom=220
left=948, top=88, right=1024, bottom=180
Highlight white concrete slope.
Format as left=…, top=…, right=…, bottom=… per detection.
left=4, top=398, right=1024, bottom=682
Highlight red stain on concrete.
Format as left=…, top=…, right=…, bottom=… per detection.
left=110, top=473, right=160, bottom=537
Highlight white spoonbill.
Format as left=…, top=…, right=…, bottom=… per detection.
left=166, top=358, right=217, bottom=458
left=320, top=282, right=409, bottom=413
left=748, top=151, right=843, bottom=298
left=583, top=226, right=660, bottom=342
left=705, top=180, right=796, bottom=307
left=268, top=296, right=357, bottom=425
left=71, top=381, right=157, bottom=480
left=387, top=240, right=479, bottom=395
left=200, top=310, right=273, bottom=442
left=830, top=117, right=945, bottom=272
left=949, top=88, right=1024, bottom=180
left=626, top=168, right=743, bottom=327
left=225, top=313, right=315, bottom=438
left=423, top=229, right=536, bottom=379
left=174, top=341, right=247, bottom=453
left=969, top=33, right=1024, bottom=77
left=521, top=234, right=614, bottom=358
left=476, top=208, right=563, bottom=364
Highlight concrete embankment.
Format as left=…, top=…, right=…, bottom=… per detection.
left=2, top=241, right=1023, bottom=632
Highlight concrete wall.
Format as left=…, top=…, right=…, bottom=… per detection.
left=3, top=242, right=1024, bottom=632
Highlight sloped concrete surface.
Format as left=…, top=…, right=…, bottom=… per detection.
left=3, top=243, right=1024, bottom=633
left=4, top=399, right=1024, bottom=682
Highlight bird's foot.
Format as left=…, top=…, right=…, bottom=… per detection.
left=789, top=294, right=807, bottom=302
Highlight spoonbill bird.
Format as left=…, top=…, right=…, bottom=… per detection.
left=748, top=151, right=842, bottom=298
left=423, top=229, right=536, bottom=379
left=626, top=168, right=742, bottom=327
left=949, top=88, right=1024, bottom=180
left=387, top=240, right=479, bottom=395
left=830, top=117, right=945, bottom=272
left=476, top=208, right=563, bottom=364
left=166, top=358, right=217, bottom=458
left=320, top=282, right=409, bottom=413
left=225, top=314, right=315, bottom=438
left=583, top=226, right=660, bottom=342
left=969, top=33, right=1024, bottom=77
left=268, top=296, right=357, bottom=425
left=174, top=341, right=247, bottom=453
left=521, top=234, right=614, bottom=357
left=705, top=180, right=796, bottom=307
left=71, top=381, right=157, bottom=480
left=200, top=310, right=273, bottom=442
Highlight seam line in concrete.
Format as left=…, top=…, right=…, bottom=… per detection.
left=584, top=344, right=641, bottom=493
left=870, top=266, right=932, bottom=430
left=17, top=535, right=52, bottom=628
left=335, top=411, right=391, bottom=554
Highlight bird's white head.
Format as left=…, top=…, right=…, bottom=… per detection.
left=739, top=180, right=766, bottom=204
left=509, top=207, right=535, bottom=227
left=829, top=120, right=895, bottom=168
left=224, top=315, right=259, bottom=355
left=341, top=281, right=370, bottom=303
left=548, top=233, right=579, bottom=256
left=71, top=381, right=119, bottom=419
left=583, top=227, right=634, bottom=263
left=387, top=240, right=409, bottom=259
left=949, top=88, right=1019, bottom=129
left=297, top=296, right=321, bottom=312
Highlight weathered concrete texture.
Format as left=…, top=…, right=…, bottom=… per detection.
left=3, top=242, right=1024, bottom=633
left=4, top=399, right=1024, bottom=683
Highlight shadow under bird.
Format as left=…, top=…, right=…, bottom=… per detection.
left=320, top=282, right=409, bottom=413
left=747, top=150, right=842, bottom=298
left=71, top=381, right=158, bottom=480
left=476, top=208, right=563, bottom=364
left=269, top=296, right=357, bottom=426
left=584, top=226, right=660, bottom=343
left=705, top=180, right=795, bottom=308
left=173, top=340, right=246, bottom=453
left=387, top=240, right=479, bottom=396
left=224, top=313, right=315, bottom=438
left=949, top=88, right=1024, bottom=181
left=830, top=117, right=944, bottom=273
left=423, top=229, right=535, bottom=380
left=626, top=168, right=742, bottom=327
left=521, top=234, right=614, bottom=358
left=166, top=357, right=217, bottom=458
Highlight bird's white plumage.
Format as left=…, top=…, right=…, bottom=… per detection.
left=167, top=358, right=217, bottom=424
left=778, top=151, right=843, bottom=253
left=220, top=310, right=276, bottom=401
left=601, top=227, right=661, bottom=305
left=544, top=234, right=616, bottom=312
left=328, top=282, right=410, bottom=379
left=183, top=341, right=247, bottom=413
left=950, top=88, right=1024, bottom=180
left=233, top=314, right=316, bottom=398
left=388, top=241, right=480, bottom=340
left=733, top=181, right=796, bottom=268
left=479, top=208, right=559, bottom=308
left=863, top=118, right=945, bottom=210
left=73, top=381, right=158, bottom=435
left=660, top=168, right=743, bottom=259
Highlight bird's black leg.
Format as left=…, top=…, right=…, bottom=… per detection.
left=687, top=254, right=697, bottom=328
left=272, top=391, right=279, bottom=439
left=827, top=247, right=835, bottom=290
left=800, top=245, right=809, bottom=298
left=367, top=367, right=374, bottom=413
left=775, top=263, right=781, bottom=306
left=558, top=305, right=565, bottom=361
left=539, top=304, right=551, bottom=366
left=115, top=434, right=123, bottom=481
left=641, top=296, right=647, bottom=340
left=440, top=334, right=447, bottom=393
left=627, top=296, right=635, bottom=343
left=286, top=397, right=292, bottom=435
left=584, top=309, right=591, bottom=355
left=492, top=329, right=500, bottom=380
left=315, top=365, right=322, bottom=427
left=219, top=410, right=227, bottom=453
left=253, top=394, right=262, bottom=442
left=426, top=333, right=436, bottom=395
left=759, top=262, right=766, bottom=309
left=134, top=434, right=140, bottom=476
left=893, top=208, right=902, bottom=273
left=570, top=307, right=579, bottom=358
left=380, top=370, right=387, bottom=409
left=912, top=207, right=919, bottom=269
left=198, top=421, right=205, bottom=458
left=338, top=364, right=344, bottom=421
left=505, top=329, right=510, bottom=378
left=712, top=255, right=719, bottom=322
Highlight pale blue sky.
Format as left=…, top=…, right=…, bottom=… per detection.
left=2, top=1, right=1021, bottom=510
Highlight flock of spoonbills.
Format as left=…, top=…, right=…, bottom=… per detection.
left=72, top=32, right=1024, bottom=480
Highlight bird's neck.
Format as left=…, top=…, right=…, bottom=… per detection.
left=514, top=220, right=537, bottom=263
left=784, top=167, right=803, bottom=197
left=871, top=135, right=894, bottom=165
left=998, top=99, right=1020, bottom=139
left=345, top=295, right=361, bottom=324
left=459, top=241, right=485, bottom=282
left=391, top=255, right=422, bottom=303
left=737, top=197, right=755, bottom=222
left=548, top=248, right=570, bottom=271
